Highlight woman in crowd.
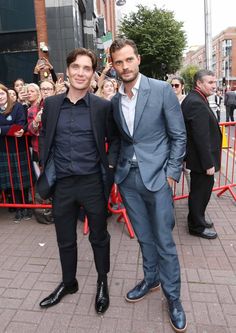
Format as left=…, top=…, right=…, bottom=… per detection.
left=170, top=76, right=186, bottom=104
left=171, top=76, right=190, bottom=190
left=28, top=81, right=56, bottom=225
left=13, top=78, right=24, bottom=94
left=26, top=83, right=42, bottom=163
left=27, top=81, right=56, bottom=162
left=13, top=78, right=28, bottom=104
left=96, top=78, right=116, bottom=100
left=8, top=89, right=18, bottom=103
left=0, top=84, right=33, bottom=222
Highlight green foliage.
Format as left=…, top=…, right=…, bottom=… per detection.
left=180, top=65, right=199, bottom=92
left=118, top=5, right=187, bottom=79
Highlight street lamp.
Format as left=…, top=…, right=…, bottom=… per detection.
left=116, top=0, right=126, bottom=6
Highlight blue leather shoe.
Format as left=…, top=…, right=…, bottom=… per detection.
left=125, top=279, right=160, bottom=302
left=168, top=300, right=187, bottom=332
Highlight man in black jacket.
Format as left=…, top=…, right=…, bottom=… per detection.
left=38, top=48, right=120, bottom=314
left=224, top=88, right=236, bottom=122
left=182, top=69, right=222, bottom=239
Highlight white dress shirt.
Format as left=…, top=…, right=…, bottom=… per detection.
left=119, top=73, right=141, bottom=137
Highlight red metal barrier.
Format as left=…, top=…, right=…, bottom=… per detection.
left=0, top=134, right=50, bottom=209
left=1, top=123, right=235, bottom=236
left=173, top=122, right=236, bottom=201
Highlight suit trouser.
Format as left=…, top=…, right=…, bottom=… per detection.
left=52, top=173, right=110, bottom=285
left=226, top=105, right=235, bottom=122
left=188, top=171, right=214, bottom=233
left=118, top=167, right=180, bottom=302
left=229, top=105, right=235, bottom=122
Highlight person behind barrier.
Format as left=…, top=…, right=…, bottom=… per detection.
left=13, top=78, right=28, bottom=105
left=181, top=69, right=222, bottom=240
left=96, top=78, right=116, bottom=100
left=8, top=89, right=18, bottom=103
left=224, top=88, right=236, bottom=122
left=26, top=83, right=42, bottom=162
left=171, top=76, right=186, bottom=104
left=171, top=76, right=190, bottom=191
left=26, top=81, right=56, bottom=226
left=38, top=48, right=120, bottom=314
left=0, top=83, right=33, bottom=222
left=110, top=38, right=187, bottom=333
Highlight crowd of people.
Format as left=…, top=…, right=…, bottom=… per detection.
left=0, top=57, right=119, bottom=224
left=1, top=38, right=234, bottom=333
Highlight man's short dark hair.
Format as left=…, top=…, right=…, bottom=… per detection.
left=110, top=38, right=139, bottom=60
left=66, top=48, right=97, bottom=72
left=194, top=69, right=215, bottom=87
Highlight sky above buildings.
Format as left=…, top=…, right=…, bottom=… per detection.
left=118, top=0, right=236, bottom=48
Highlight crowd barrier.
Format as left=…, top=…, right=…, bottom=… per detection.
left=1, top=122, right=235, bottom=238
left=173, top=121, right=236, bottom=201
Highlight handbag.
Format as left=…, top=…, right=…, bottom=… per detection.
left=36, top=152, right=56, bottom=200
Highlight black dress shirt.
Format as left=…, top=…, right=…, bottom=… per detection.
left=54, top=93, right=100, bottom=179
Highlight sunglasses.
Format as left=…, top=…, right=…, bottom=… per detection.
left=171, top=83, right=180, bottom=88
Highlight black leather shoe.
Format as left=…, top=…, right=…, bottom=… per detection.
left=189, top=228, right=217, bottom=239
left=95, top=281, right=109, bottom=314
left=39, top=280, right=78, bottom=308
left=125, top=279, right=161, bottom=302
left=204, top=221, right=214, bottom=228
left=168, top=299, right=187, bottom=332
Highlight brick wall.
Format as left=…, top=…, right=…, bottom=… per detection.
left=33, top=0, right=48, bottom=59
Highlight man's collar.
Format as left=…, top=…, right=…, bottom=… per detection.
left=64, top=91, right=90, bottom=106
left=119, top=73, right=141, bottom=96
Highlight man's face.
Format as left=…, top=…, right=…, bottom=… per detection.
left=197, top=75, right=216, bottom=97
left=111, top=45, right=140, bottom=84
left=66, top=55, right=94, bottom=92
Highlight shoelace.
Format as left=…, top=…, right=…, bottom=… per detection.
left=169, top=300, right=183, bottom=312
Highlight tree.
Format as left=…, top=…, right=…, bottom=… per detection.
left=180, top=65, right=199, bottom=92
left=118, top=5, right=187, bottom=79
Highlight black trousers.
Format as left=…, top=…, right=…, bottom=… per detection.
left=52, top=173, right=110, bottom=285
left=226, top=105, right=235, bottom=122
left=188, top=171, right=214, bottom=233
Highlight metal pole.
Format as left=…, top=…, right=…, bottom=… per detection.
left=204, top=0, right=212, bottom=70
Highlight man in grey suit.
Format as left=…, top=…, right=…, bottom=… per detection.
left=110, top=38, right=187, bottom=333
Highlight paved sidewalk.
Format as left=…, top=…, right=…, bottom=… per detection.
left=0, top=191, right=235, bottom=333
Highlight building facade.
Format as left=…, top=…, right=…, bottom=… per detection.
left=0, top=0, right=38, bottom=87
left=183, top=27, right=236, bottom=89
left=0, top=0, right=116, bottom=86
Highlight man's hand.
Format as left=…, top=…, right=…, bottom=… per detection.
left=167, top=177, right=175, bottom=188
left=206, top=166, right=215, bottom=175
left=103, top=62, right=112, bottom=75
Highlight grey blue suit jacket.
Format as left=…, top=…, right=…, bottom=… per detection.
left=111, top=74, right=186, bottom=192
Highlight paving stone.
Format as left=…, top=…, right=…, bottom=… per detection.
left=0, top=194, right=236, bottom=332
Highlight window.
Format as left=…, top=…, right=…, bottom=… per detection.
left=0, top=0, right=36, bottom=32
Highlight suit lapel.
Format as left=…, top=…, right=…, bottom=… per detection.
left=134, top=75, right=150, bottom=132
left=45, top=93, right=66, bottom=161
left=89, top=94, right=100, bottom=148
left=113, top=93, right=131, bottom=139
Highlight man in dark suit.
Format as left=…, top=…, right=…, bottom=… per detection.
left=110, top=38, right=187, bottom=333
left=182, top=69, right=222, bottom=239
left=38, top=48, right=120, bottom=314
left=224, top=88, right=236, bottom=122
